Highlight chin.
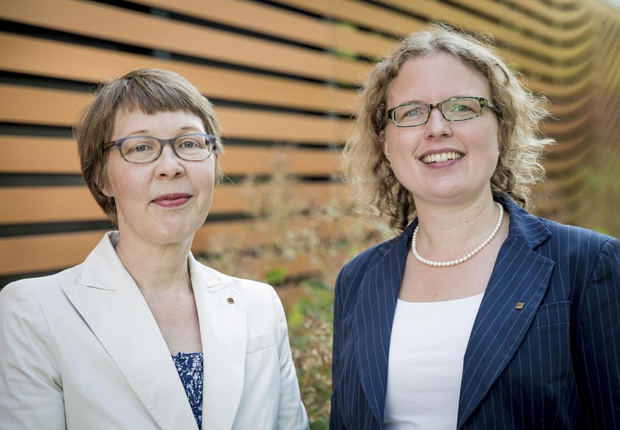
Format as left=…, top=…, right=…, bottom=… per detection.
left=160, top=224, right=200, bottom=244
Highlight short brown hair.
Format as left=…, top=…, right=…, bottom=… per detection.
left=343, top=24, right=554, bottom=232
left=74, top=68, right=224, bottom=224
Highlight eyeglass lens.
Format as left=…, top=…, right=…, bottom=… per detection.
left=393, top=98, right=483, bottom=127
left=120, top=135, right=212, bottom=163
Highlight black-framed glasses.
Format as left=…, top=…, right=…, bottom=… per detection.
left=103, top=133, right=217, bottom=164
left=386, top=96, right=497, bottom=128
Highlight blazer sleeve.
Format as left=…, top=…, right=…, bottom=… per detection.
left=329, top=270, right=345, bottom=430
left=270, top=289, right=309, bottom=430
left=573, top=237, right=620, bottom=429
left=0, top=282, right=65, bottom=429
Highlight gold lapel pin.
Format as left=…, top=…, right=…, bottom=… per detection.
left=227, top=297, right=235, bottom=304
left=515, top=302, right=525, bottom=310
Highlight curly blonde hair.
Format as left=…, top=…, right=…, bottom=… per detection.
left=343, top=24, right=554, bottom=233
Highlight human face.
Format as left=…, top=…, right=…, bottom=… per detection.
left=102, top=110, right=216, bottom=246
left=383, top=53, right=500, bottom=206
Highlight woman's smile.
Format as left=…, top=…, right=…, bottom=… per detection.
left=419, top=148, right=465, bottom=168
left=151, top=193, right=193, bottom=208
left=383, top=54, right=500, bottom=203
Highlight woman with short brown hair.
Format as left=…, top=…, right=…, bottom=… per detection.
left=0, top=69, right=308, bottom=430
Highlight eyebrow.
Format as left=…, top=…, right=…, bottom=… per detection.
left=124, top=125, right=203, bottom=137
left=394, top=95, right=473, bottom=106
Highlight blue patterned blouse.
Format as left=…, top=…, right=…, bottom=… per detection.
left=172, top=352, right=204, bottom=430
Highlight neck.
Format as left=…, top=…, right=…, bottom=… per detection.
left=114, top=231, right=194, bottom=296
left=413, top=191, right=501, bottom=259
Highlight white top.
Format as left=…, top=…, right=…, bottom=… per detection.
left=384, top=294, right=484, bottom=430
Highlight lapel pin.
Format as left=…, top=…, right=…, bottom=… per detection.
left=227, top=297, right=235, bottom=304
left=515, top=302, right=525, bottom=310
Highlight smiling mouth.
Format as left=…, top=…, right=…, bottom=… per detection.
left=421, top=151, right=463, bottom=164
left=152, top=194, right=192, bottom=207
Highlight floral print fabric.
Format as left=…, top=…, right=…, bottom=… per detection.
left=172, top=352, right=204, bottom=429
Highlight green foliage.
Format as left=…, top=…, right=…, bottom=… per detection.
left=198, top=170, right=393, bottom=426
left=287, top=283, right=334, bottom=429
left=264, top=267, right=288, bottom=286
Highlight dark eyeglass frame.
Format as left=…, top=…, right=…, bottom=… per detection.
left=103, top=133, right=217, bottom=164
left=386, top=96, right=497, bottom=128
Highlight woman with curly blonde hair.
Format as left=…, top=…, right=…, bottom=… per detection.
left=331, top=25, right=620, bottom=430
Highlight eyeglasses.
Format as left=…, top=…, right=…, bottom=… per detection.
left=103, top=134, right=217, bottom=164
left=386, top=96, right=497, bottom=128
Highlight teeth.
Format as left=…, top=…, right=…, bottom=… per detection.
left=422, top=152, right=462, bottom=164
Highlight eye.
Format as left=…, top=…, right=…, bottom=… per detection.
left=452, top=103, right=474, bottom=113
left=403, top=107, right=425, bottom=117
left=125, top=139, right=157, bottom=153
left=177, top=137, right=207, bottom=149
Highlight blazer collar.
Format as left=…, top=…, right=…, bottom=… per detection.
left=64, top=232, right=247, bottom=430
left=354, top=195, right=554, bottom=428
left=457, top=196, right=555, bottom=428
left=187, top=254, right=248, bottom=430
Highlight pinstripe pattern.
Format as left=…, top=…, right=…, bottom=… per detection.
left=330, top=195, right=620, bottom=430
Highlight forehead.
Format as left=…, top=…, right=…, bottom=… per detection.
left=112, top=109, right=205, bottom=138
left=387, top=53, right=491, bottom=107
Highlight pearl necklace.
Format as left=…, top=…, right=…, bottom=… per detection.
left=411, top=202, right=504, bottom=268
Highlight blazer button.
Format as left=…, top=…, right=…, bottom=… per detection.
left=227, top=297, right=235, bottom=304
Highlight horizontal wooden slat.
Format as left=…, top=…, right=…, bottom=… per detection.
left=0, top=0, right=368, bottom=84
left=0, top=215, right=348, bottom=276
left=0, top=137, right=80, bottom=174
left=547, top=167, right=588, bottom=191
left=544, top=143, right=596, bottom=173
left=547, top=133, right=591, bottom=156
left=444, top=0, right=592, bottom=41
left=546, top=0, right=580, bottom=7
left=506, top=0, right=589, bottom=23
left=525, top=71, right=593, bottom=98
left=548, top=95, right=593, bottom=118
left=0, top=84, right=351, bottom=144
left=0, top=182, right=347, bottom=224
left=279, top=0, right=595, bottom=63
left=0, top=32, right=357, bottom=114
left=0, top=231, right=104, bottom=276
left=540, top=112, right=591, bottom=137
left=506, top=50, right=592, bottom=80
left=0, top=136, right=341, bottom=176
left=133, top=0, right=396, bottom=60
left=0, top=30, right=592, bottom=116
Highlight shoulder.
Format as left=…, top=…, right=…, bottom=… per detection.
left=0, top=266, right=84, bottom=357
left=336, top=235, right=400, bottom=297
left=538, top=217, right=618, bottom=261
left=526, top=216, right=620, bottom=293
left=192, top=260, right=282, bottom=313
left=1, top=264, right=84, bottom=312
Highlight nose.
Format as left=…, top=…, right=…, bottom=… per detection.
left=424, top=107, right=452, bottom=139
left=154, top=144, right=185, bottom=178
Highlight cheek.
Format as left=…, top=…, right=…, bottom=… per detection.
left=384, top=129, right=411, bottom=156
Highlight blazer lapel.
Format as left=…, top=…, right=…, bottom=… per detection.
left=189, top=256, right=247, bottom=430
left=354, top=224, right=415, bottom=427
left=62, top=232, right=197, bottom=430
left=457, top=198, right=555, bottom=428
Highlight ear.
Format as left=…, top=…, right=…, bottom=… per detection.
left=96, top=171, right=113, bottom=198
left=380, top=129, right=391, bottom=162
left=497, top=124, right=506, bottom=151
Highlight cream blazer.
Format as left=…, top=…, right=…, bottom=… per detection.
left=0, top=232, right=309, bottom=430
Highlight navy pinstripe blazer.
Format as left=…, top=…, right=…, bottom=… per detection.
left=330, top=196, right=620, bottom=430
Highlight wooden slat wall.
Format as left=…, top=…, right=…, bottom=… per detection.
left=1, top=0, right=619, bottom=285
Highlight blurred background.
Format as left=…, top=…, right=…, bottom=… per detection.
left=1, top=0, right=619, bottom=427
